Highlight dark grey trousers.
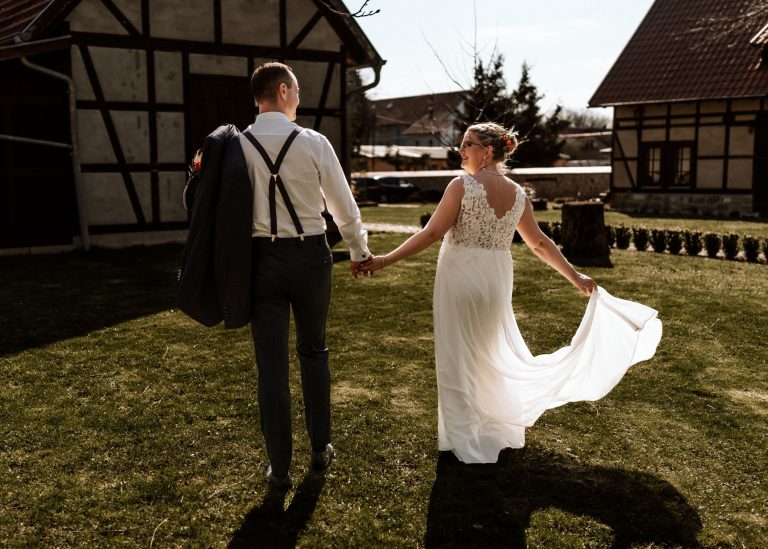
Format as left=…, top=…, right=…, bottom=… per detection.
left=250, top=235, right=333, bottom=477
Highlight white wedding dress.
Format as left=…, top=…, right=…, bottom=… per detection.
left=434, top=174, right=662, bottom=464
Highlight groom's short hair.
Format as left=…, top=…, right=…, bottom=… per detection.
left=251, top=62, right=295, bottom=104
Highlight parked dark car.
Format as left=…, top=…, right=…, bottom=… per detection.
left=352, top=176, right=417, bottom=203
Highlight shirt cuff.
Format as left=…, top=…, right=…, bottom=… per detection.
left=349, top=247, right=370, bottom=262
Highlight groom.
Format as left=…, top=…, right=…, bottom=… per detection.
left=243, top=62, right=371, bottom=489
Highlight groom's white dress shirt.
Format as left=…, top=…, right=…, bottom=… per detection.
left=240, top=112, right=370, bottom=261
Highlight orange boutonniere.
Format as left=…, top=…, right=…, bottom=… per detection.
left=192, top=150, right=202, bottom=173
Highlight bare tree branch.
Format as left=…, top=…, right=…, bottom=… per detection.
left=317, top=0, right=380, bottom=18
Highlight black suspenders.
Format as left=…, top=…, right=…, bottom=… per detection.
left=243, top=128, right=305, bottom=241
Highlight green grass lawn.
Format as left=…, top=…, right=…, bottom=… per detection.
left=1, top=238, right=766, bottom=547
left=363, top=203, right=768, bottom=239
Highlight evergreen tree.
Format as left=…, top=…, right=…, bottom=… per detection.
left=458, top=55, right=568, bottom=167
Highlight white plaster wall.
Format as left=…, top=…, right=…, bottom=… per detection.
left=291, top=60, right=335, bottom=109
left=155, top=51, right=183, bottom=103
left=70, top=46, right=95, bottom=101
left=89, top=47, right=147, bottom=102
left=732, top=98, right=762, bottom=112
left=699, top=126, right=725, bottom=156
left=151, top=0, right=214, bottom=41
left=728, top=126, right=754, bottom=156
left=697, top=159, right=723, bottom=189
left=68, top=0, right=128, bottom=34
left=670, top=102, right=696, bottom=115
left=77, top=110, right=116, bottom=163
left=222, top=0, right=280, bottom=46
left=189, top=54, right=248, bottom=76
left=700, top=101, right=726, bottom=114
left=670, top=127, right=695, bottom=140
left=612, top=160, right=635, bottom=189
left=112, top=111, right=150, bottom=163
left=641, top=128, right=665, bottom=142
left=643, top=104, right=666, bottom=118
left=159, top=172, right=188, bottom=222
left=84, top=172, right=150, bottom=225
left=727, top=159, right=753, bottom=190
left=614, top=130, right=637, bottom=156
left=157, top=113, right=186, bottom=163
left=287, top=0, right=341, bottom=52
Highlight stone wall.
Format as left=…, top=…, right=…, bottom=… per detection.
left=609, top=192, right=754, bottom=217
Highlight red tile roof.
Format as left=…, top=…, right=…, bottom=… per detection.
left=590, top=0, right=768, bottom=106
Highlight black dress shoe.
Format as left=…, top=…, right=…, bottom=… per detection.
left=311, top=443, right=335, bottom=472
left=265, top=465, right=292, bottom=490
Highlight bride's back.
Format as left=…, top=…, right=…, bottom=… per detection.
left=470, top=172, right=522, bottom=219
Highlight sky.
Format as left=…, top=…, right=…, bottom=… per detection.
left=354, top=0, right=655, bottom=115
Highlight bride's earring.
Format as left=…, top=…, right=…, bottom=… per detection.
left=481, top=154, right=487, bottom=171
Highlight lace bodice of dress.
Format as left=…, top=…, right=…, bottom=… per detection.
left=446, top=174, right=527, bottom=250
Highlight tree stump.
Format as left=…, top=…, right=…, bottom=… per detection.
left=560, top=201, right=612, bottom=267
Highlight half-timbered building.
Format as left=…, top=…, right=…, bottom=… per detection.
left=0, top=0, right=383, bottom=250
left=589, top=0, right=768, bottom=217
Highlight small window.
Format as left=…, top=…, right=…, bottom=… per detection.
left=672, top=145, right=692, bottom=187
left=647, top=146, right=662, bottom=186
left=640, top=142, right=695, bottom=189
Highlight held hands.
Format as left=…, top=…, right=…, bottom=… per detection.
left=350, top=254, right=386, bottom=278
left=571, top=272, right=598, bottom=297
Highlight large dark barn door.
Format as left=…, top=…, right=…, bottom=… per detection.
left=754, top=112, right=768, bottom=214
left=187, top=74, right=255, bottom=158
left=0, top=54, right=78, bottom=248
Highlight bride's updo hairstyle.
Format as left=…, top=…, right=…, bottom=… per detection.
left=466, top=122, right=519, bottom=163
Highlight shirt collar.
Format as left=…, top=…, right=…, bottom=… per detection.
left=255, top=111, right=291, bottom=123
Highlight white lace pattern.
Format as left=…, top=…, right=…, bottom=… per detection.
left=446, top=174, right=527, bottom=250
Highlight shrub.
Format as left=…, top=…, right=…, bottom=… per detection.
left=513, top=231, right=523, bottom=243
left=605, top=225, right=616, bottom=248
left=703, top=233, right=721, bottom=258
left=632, top=227, right=650, bottom=251
left=551, top=222, right=562, bottom=245
left=667, top=230, right=682, bottom=255
left=722, top=233, right=739, bottom=260
left=650, top=229, right=667, bottom=253
left=615, top=225, right=631, bottom=249
left=419, top=212, right=432, bottom=228
left=763, top=238, right=768, bottom=263
left=538, top=221, right=552, bottom=238
left=684, top=230, right=703, bottom=256
left=743, top=235, right=760, bottom=263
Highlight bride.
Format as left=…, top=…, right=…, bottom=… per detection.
left=359, top=122, right=662, bottom=464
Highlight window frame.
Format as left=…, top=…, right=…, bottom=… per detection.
left=639, top=141, right=696, bottom=190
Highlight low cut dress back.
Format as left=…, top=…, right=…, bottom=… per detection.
left=433, top=174, right=662, bottom=463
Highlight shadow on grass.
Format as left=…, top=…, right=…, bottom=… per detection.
left=425, top=447, right=702, bottom=548
left=0, top=245, right=183, bottom=357
left=229, top=473, right=325, bottom=548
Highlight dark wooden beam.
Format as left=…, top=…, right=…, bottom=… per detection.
left=280, top=0, right=287, bottom=48
left=288, top=11, right=323, bottom=50
left=70, top=31, right=345, bottom=63
left=314, top=61, right=335, bottom=130
left=100, top=0, right=140, bottom=36
left=214, top=0, right=222, bottom=43
left=79, top=44, right=147, bottom=225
